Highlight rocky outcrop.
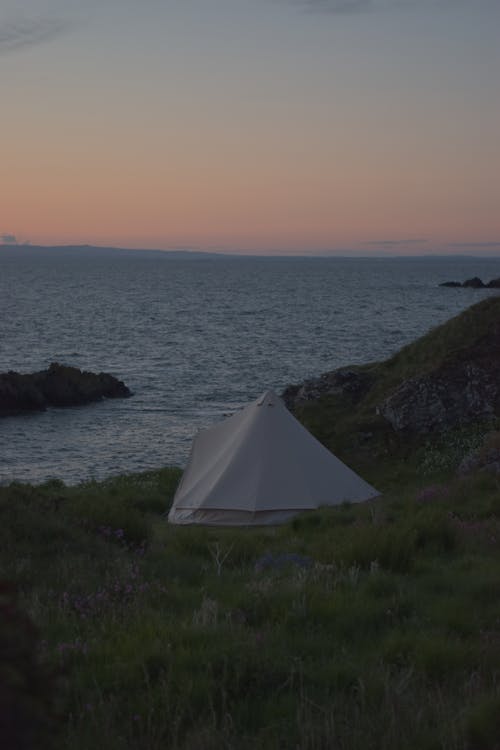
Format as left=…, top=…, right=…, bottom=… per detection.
left=282, top=367, right=375, bottom=409
left=0, top=363, right=131, bottom=417
left=377, top=361, right=500, bottom=434
left=377, top=299, right=500, bottom=434
left=439, top=277, right=500, bottom=288
left=463, top=277, right=485, bottom=288
left=283, top=297, right=500, bottom=440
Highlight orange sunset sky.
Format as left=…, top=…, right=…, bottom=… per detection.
left=1, top=0, right=499, bottom=255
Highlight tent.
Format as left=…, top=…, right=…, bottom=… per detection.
left=168, top=390, right=379, bottom=526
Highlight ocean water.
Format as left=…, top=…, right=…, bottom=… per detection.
left=1, top=248, right=499, bottom=485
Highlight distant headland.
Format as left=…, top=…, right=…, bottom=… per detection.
left=0, top=243, right=225, bottom=260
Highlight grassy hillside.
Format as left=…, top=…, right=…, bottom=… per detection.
left=2, top=297, right=500, bottom=749
left=296, top=296, right=500, bottom=468
left=375, top=294, right=500, bottom=384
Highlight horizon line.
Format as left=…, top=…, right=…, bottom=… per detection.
left=1, top=242, right=500, bottom=260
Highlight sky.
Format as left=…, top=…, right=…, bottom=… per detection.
left=1, top=0, right=499, bottom=255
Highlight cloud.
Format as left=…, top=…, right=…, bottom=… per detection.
left=448, top=241, right=500, bottom=248
left=292, top=0, right=472, bottom=13
left=1, top=233, right=18, bottom=244
left=301, top=0, right=374, bottom=12
left=0, top=14, right=70, bottom=54
left=365, top=238, right=429, bottom=246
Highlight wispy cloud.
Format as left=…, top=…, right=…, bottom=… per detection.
left=0, top=14, right=70, bottom=54
left=301, top=0, right=374, bottom=12
left=365, top=238, right=429, bottom=246
left=448, top=241, right=500, bottom=248
left=292, top=0, right=473, bottom=13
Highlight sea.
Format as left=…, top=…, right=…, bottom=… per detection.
left=1, top=247, right=499, bottom=485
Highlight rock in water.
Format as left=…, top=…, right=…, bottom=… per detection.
left=462, top=277, right=485, bottom=288
left=439, top=277, right=500, bottom=288
left=0, top=363, right=131, bottom=417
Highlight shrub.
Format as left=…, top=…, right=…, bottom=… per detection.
left=417, top=423, right=494, bottom=477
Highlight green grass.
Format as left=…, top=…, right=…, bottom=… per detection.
left=2, top=451, right=500, bottom=749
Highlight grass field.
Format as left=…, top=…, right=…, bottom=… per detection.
left=2, top=432, right=500, bottom=750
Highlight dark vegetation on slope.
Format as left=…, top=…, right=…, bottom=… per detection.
left=2, top=298, right=500, bottom=749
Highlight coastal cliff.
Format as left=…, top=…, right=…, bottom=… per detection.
left=283, top=296, right=500, bottom=453
left=0, top=362, right=131, bottom=417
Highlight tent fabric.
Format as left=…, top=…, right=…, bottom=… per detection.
left=168, top=390, right=379, bottom=526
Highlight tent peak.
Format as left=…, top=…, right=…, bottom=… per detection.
left=256, top=390, right=280, bottom=407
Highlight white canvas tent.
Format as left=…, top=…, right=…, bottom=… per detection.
left=168, top=390, right=379, bottom=526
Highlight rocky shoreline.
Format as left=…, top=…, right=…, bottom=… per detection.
left=0, top=363, right=131, bottom=417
